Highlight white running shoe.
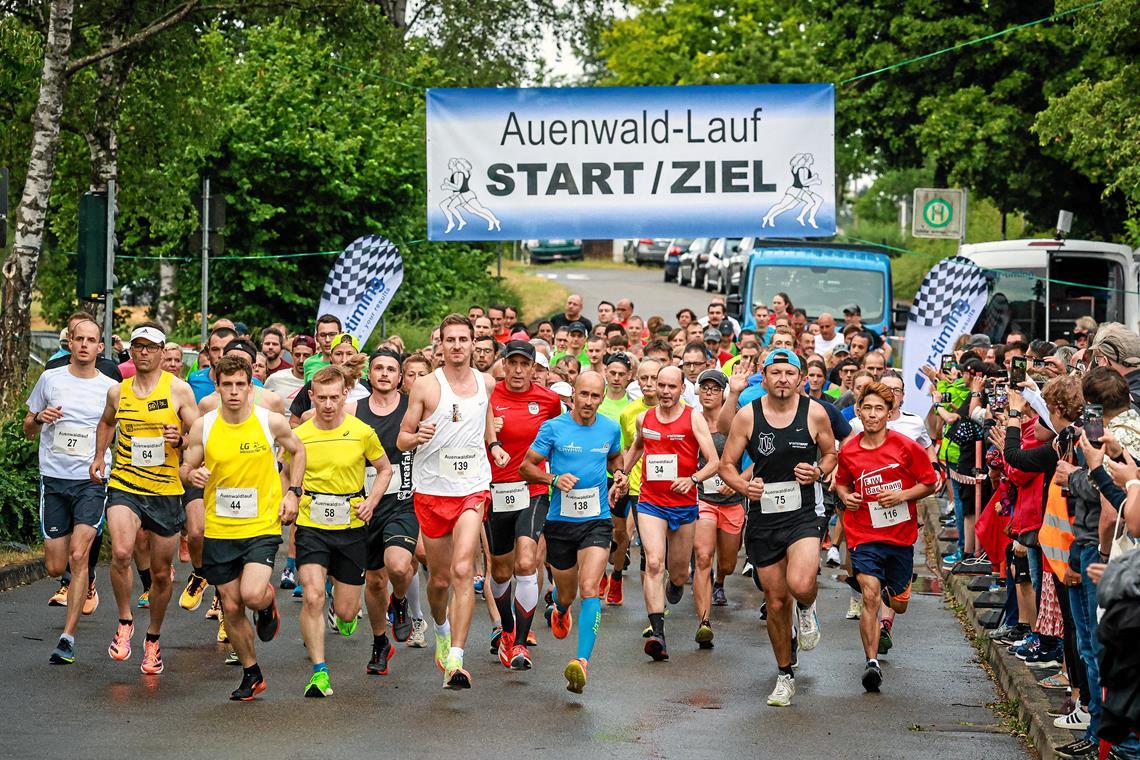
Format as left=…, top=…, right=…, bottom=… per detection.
left=766, top=673, right=795, bottom=707
left=1053, top=705, right=1091, bottom=730
left=797, top=602, right=821, bottom=651
left=846, top=596, right=862, bottom=620
left=826, top=546, right=841, bottom=568
left=408, top=619, right=427, bottom=648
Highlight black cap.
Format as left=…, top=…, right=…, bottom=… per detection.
left=567, top=321, right=588, bottom=334
left=718, top=321, right=734, bottom=336
left=843, top=304, right=861, bottom=315
left=603, top=352, right=632, bottom=369
left=697, top=369, right=728, bottom=389
left=503, top=340, right=535, bottom=361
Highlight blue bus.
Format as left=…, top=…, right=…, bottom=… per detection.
left=727, top=242, right=893, bottom=335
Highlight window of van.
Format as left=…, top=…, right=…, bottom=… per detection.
left=751, top=265, right=885, bottom=322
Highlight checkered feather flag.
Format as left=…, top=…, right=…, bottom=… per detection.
left=317, top=234, right=403, bottom=344
left=908, top=256, right=989, bottom=328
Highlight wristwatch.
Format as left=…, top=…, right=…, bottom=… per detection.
left=1008, top=410, right=1022, bottom=418
left=970, top=392, right=982, bottom=398
left=690, top=475, right=700, bottom=485
left=288, top=486, right=303, bottom=497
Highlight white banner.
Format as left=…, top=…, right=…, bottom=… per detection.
left=902, top=257, right=990, bottom=418
left=426, top=84, right=835, bottom=240
left=317, top=234, right=403, bottom=346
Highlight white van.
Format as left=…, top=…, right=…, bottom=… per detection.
left=958, top=238, right=1138, bottom=341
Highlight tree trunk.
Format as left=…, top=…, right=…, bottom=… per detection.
left=380, top=0, right=409, bottom=30
left=156, top=259, right=177, bottom=330
left=0, top=0, right=75, bottom=411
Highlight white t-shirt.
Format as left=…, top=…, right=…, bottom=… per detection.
left=848, top=410, right=933, bottom=449
left=697, top=315, right=742, bottom=336
left=265, top=368, right=306, bottom=402
left=815, top=333, right=845, bottom=355
left=26, top=366, right=116, bottom=480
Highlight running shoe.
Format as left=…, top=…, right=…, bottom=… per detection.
left=551, top=607, right=573, bottom=640
left=279, top=566, right=297, bottom=590
left=205, top=593, right=221, bottom=620
left=434, top=632, right=451, bottom=672
left=1053, top=705, right=1091, bottom=730
left=178, top=534, right=190, bottom=563
left=336, top=613, right=358, bottom=638
left=497, top=628, right=515, bottom=669
left=82, top=585, right=99, bottom=616
left=862, top=661, right=883, bottom=692
left=878, top=624, right=893, bottom=655
left=48, top=580, right=69, bottom=606
left=50, top=637, right=75, bottom=665
left=598, top=574, right=609, bottom=599
left=391, top=596, right=412, bottom=642
left=665, top=581, right=684, bottom=605
left=489, top=624, right=503, bottom=655
left=443, top=654, right=471, bottom=689
left=137, top=590, right=150, bottom=609
left=797, top=602, right=821, bottom=651
left=255, top=589, right=280, bottom=642
left=644, top=633, right=669, bottom=661
left=108, top=621, right=134, bottom=661
left=695, top=620, right=714, bottom=650
left=305, top=670, right=333, bottom=698
left=1026, top=642, right=1063, bottom=669
left=140, top=639, right=164, bottom=675
left=1054, top=739, right=1097, bottom=760
left=825, top=546, right=841, bottom=568
left=1038, top=672, right=1070, bottom=690
left=564, top=658, right=588, bottom=694
left=846, top=596, right=862, bottom=620
left=225, top=650, right=240, bottom=665
left=940, top=549, right=963, bottom=568
left=989, top=622, right=1029, bottom=643
left=606, top=577, right=624, bottom=606
left=179, top=572, right=208, bottom=611
left=292, top=583, right=304, bottom=600
left=544, top=603, right=554, bottom=627
left=230, top=670, right=266, bottom=701
left=766, top=673, right=795, bottom=707
left=217, top=609, right=228, bottom=643
left=510, top=644, right=532, bottom=671
left=712, top=584, right=727, bottom=607
left=408, top=619, right=427, bottom=648
left=526, top=630, right=537, bottom=647
left=473, top=575, right=485, bottom=594
left=367, top=639, right=395, bottom=675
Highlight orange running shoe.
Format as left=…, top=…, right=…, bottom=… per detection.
left=140, top=639, right=164, bottom=674
left=598, top=574, right=609, bottom=599
left=551, top=606, right=573, bottom=640
left=108, top=621, right=134, bottom=661
left=497, top=628, right=515, bottom=669
left=82, top=584, right=99, bottom=616
left=606, top=577, right=624, bottom=606
left=564, top=658, right=588, bottom=694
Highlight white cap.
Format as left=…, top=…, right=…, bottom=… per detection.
left=550, top=381, right=573, bottom=397
left=535, top=352, right=550, bottom=369
left=130, top=326, right=166, bottom=346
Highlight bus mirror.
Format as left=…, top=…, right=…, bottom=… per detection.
left=726, top=293, right=743, bottom=320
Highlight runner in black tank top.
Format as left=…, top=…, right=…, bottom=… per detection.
left=354, top=350, right=420, bottom=676
left=718, top=349, right=837, bottom=708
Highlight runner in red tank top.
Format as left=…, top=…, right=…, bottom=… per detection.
left=619, top=366, right=719, bottom=662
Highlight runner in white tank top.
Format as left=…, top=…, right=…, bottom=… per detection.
left=398, top=315, right=510, bottom=690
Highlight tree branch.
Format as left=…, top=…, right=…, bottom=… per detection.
left=64, top=0, right=202, bottom=77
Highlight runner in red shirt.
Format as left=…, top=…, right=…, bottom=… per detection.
left=486, top=341, right=563, bottom=671
left=834, top=382, right=936, bottom=694
left=620, top=365, right=719, bottom=661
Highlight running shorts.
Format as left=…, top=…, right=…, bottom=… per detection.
left=413, top=491, right=489, bottom=540
left=107, top=487, right=184, bottom=538
left=295, top=525, right=367, bottom=585
left=697, top=500, right=745, bottom=534
left=744, top=508, right=821, bottom=568
left=40, top=476, right=105, bottom=539
left=636, top=500, right=699, bottom=532
left=485, top=494, right=547, bottom=556
left=366, top=497, right=419, bottom=571
left=544, top=518, right=613, bottom=571
left=201, top=534, right=281, bottom=586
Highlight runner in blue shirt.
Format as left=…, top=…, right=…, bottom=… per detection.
left=521, top=371, right=626, bottom=696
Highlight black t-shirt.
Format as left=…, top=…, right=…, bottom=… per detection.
left=353, top=393, right=414, bottom=509
left=290, top=379, right=371, bottom=419
left=44, top=353, right=123, bottom=382
left=549, top=313, right=592, bottom=334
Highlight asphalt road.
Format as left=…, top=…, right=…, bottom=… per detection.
left=538, top=264, right=719, bottom=325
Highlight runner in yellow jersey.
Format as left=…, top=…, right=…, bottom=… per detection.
left=181, top=355, right=305, bottom=701
left=91, top=323, right=199, bottom=675
left=294, top=364, right=392, bottom=698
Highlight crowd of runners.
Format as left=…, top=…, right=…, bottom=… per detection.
left=23, top=286, right=1140, bottom=751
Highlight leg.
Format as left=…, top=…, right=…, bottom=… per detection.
left=446, top=508, right=484, bottom=650
left=298, top=563, right=329, bottom=665
left=665, top=521, right=696, bottom=589
left=43, top=535, right=70, bottom=579
left=512, top=536, right=541, bottom=647
left=106, top=505, right=141, bottom=621
left=785, top=537, right=821, bottom=607
left=693, top=518, right=718, bottom=622
left=638, top=512, right=669, bottom=615
left=61, top=525, right=97, bottom=637
left=715, top=527, right=743, bottom=584
left=184, top=497, right=205, bottom=568
left=364, top=567, right=390, bottom=636
left=385, top=546, right=414, bottom=600
left=217, top=578, right=254, bottom=666
left=756, top=559, right=794, bottom=668
left=421, top=533, right=455, bottom=629
left=145, top=532, right=180, bottom=635
left=856, top=574, right=883, bottom=661
left=574, top=546, right=608, bottom=661
left=331, top=578, right=362, bottom=622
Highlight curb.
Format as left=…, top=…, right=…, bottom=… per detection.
left=922, top=499, right=1075, bottom=760
left=0, top=557, right=46, bottom=593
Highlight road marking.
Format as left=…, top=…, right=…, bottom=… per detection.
left=564, top=274, right=589, bottom=281
left=542, top=274, right=559, bottom=280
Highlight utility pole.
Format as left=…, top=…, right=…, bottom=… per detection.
left=200, top=177, right=209, bottom=346
left=103, top=179, right=116, bottom=359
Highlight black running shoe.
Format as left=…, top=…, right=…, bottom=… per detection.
left=1054, top=739, right=1096, bottom=759
left=391, top=596, right=412, bottom=642
left=367, top=640, right=395, bottom=675
left=862, top=662, right=883, bottom=693
left=230, top=670, right=266, bottom=701
left=665, top=582, right=684, bottom=605
left=644, top=634, right=669, bottom=662
left=255, top=596, right=280, bottom=642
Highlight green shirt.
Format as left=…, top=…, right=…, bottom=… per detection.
left=599, top=393, right=631, bottom=424
left=551, top=349, right=590, bottom=368
left=303, top=354, right=331, bottom=382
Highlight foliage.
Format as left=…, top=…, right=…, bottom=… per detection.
left=0, top=412, right=41, bottom=544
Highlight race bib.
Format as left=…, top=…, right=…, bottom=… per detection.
left=702, top=474, right=725, bottom=495
left=645, top=454, right=678, bottom=482
left=760, top=480, right=802, bottom=514
left=52, top=425, right=95, bottom=458
left=869, top=499, right=909, bottom=529
left=365, top=466, right=377, bottom=493
left=215, top=487, right=258, bottom=519
left=131, top=436, right=165, bottom=467
left=440, top=447, right=480, bottom=481
left=491, top=481, right=528, bottom=512
left=311, top=494, right=351, bottom=526
left=560, top=487, right=601, bottom=519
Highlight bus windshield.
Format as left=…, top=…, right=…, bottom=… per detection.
left=751, top=265, right=885, bottom=322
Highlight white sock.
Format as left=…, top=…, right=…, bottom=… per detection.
left=407, top=573, right=423, bottom=619
left=435, top=618, right=450, bottom=638
left=514, top=573, right=539, bottom=612
left=867, top=658, right=879, bottom=667
left=448, top=646, right=464, bottom=661
left=489, top=576, right=512, bottom=599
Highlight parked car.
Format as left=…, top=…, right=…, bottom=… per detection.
left=677, top=237, right=714, bottom=288
left=721, top=236, right=762, bottom=294
left=525, top=239, right=583, bottom=263
left=663, top=238, right=691, bottom=282
left=624, top=238, right=672, bottom=266
left=704, top=237, right=742, bottom=293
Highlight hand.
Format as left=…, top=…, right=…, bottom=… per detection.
left=970, top=374, right=985, bottom=393
left=414, top=422, right=436, bottom=446
left=920, top=365, right=937, bottom=381
left=1008, top=388, right=1026, bottom=413
left=1087, top=562, right=1106, bottom=584
left=745, top=477, right=765, bottom=501
left=1105, top=447, right=1140, bottom=488
left=279, top=492, right=298, bottom=525
left=189, top=466, right=211, bottom=489
left=112, top=336, right=124, bottom=352
left=1012, top=541, right=1028, bottom=558
left=988, top=425, right=1007, bottom=450
left=1079, top=431, right=1105, bottom=470
left=670, top=477, right=694, bottom=494
left=1016, top=377, right=1039, bottom=394
left=793, top=462, right=820, bottom=485
left=1100, top=430, right=1123, bottom=459
left=89, top=460, right=106, bottom=484
left=355, top=496, right=377, bottom=523
left=491, top=446, right=510, bottom=468
left=876, top=489, right=905, bottom=508
left=841, top=490, right=862, bottom=510
left=1053, top=459, right=1078, bottom=486
left=553, top=473, right=578, bottom=493
left=36, top=406, right=64, bottom=425
left=717, top=482, right=735, bottom=497
left=162, top=424, right=183, bottom=447
left=493, top=416, right=504, bottom=434
left=1043, top=356, right=1065, bottom=377
left=728, top=361, right=751, bottom=394
left=611, top=470, right=628, bottom=491
left=1062, top=567, right=1082, bottom=587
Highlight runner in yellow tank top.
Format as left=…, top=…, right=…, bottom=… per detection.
left=91, top=323, right=199, bottom=675
left=181, top=355, right=305, bottom=701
